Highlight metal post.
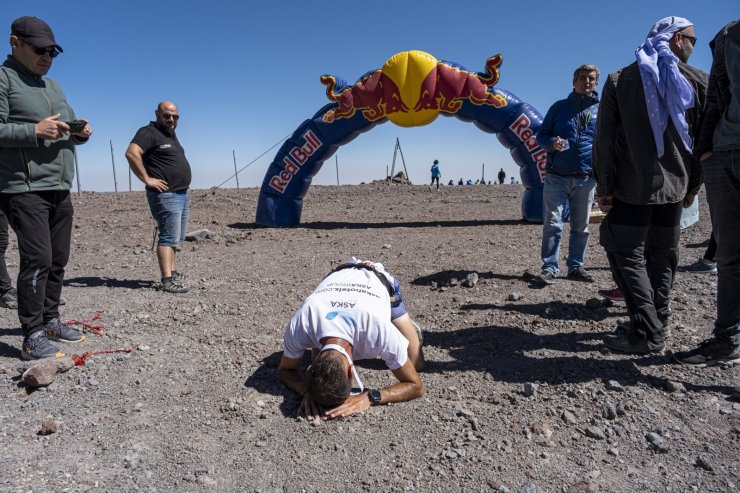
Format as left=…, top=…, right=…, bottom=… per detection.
left=396, top=139, right=410, bottom=183
left=481, top=163, right=485, bottom=183
left=335, top=155, right=339, bottom=185
left=73, top=147, right=81, bottom=196
left=109, top=140, right=118, bottom=193
left=233, top=150, right=240, bottom=189
left=128, top=164, right=132, bottom=191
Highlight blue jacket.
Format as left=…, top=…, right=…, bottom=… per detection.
left=431, top=163, right=441, bottom=177
left=536, top=91, right=599, bottom=176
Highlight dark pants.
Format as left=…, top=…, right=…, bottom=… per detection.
left=0, top=191, right=73, bottom=335
left=431, top=176, right=439, bottom=188
left=600, top=200, right=683, bottom=347
left=703, top=231, right=717, bottom=261
left=0, top=210, right=12, bottom=294
left=703, top=150, right=740, bottom=345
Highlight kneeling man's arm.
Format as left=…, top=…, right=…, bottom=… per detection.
left=325, top=359, right=424, bottom=419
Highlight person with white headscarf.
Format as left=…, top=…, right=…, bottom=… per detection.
left=593, top=16, right=708, bottom=355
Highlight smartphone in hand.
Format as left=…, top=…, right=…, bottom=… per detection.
left=66, top=120, right=86, bottom=133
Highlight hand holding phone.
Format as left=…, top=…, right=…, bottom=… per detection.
left=66, top=120, right=86, bottom=133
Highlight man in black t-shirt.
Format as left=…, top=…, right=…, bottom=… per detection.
left=125, top=101, right=192, bottom=293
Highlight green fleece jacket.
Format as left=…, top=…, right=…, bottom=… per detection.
left=0, top=55, right=87, bottom=193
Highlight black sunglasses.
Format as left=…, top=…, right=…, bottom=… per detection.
left=19, top=39, right=60, bottom=58
left=161, top=114, right=179, bottom=121
left=679, top=32, right=697, bottom=46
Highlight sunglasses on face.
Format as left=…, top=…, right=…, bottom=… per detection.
left=20, top=39, right=60, bottom=58
left=161, top=114, right=179, bottom=121
left=680, top=32, right=697, bottom=46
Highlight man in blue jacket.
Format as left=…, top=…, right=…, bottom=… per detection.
left=534, top=64, right=599, bottom=285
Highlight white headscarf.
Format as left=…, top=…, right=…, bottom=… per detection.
left=635, top=16, right=695, bottom=157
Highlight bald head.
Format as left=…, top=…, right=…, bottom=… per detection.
left=155, top=100, right=179, bottom=130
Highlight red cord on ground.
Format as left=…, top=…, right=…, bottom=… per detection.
left=71, top=349, right=133, bottom=366
left=66, top=313, right=105, bottom=336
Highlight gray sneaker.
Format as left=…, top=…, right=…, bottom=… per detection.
left=534, top=271, right=556, bottom=285
left=22, top=331, right=64, bottom=360
left=0, top=288, right=18, bottom=309
left=567, top=267, right=595, bottom=283
left=157, top=280, right=188, bottom=293
left=44, top=318, right=85, bottom=343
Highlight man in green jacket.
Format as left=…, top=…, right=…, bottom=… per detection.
left=0, top=16, right=93, bottom=359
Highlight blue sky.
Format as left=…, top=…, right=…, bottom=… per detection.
left=3, top=1, right=736, bottom=191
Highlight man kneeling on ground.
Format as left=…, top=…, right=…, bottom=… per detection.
left=278, top=258, right=424, bottom=419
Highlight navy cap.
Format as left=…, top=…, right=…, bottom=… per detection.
left=11, top=16, right=63, bottom=52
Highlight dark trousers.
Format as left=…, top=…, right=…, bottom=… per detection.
left=0, top=191, right=73, bottom=335
left=600, top=200, right=683, bottom=347
left=703, top=150, right=740, bottom=344
left=703, top=231, right=717, bottom=261
left=0, top=210, right=12, bottom=293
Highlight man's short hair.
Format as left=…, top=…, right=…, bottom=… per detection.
left=573, top=64, right=600, bottom=81
left=306, top=353, right=351, bottom=408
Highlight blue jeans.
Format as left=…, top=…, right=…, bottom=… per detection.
left=147, top=190, right=189, bottom=247
left=540, top=173, right=596, bottom=274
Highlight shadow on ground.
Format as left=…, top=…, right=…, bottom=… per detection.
left=64, top=277, right=155, bottom=289
left=229, top=219, right=527, bottom=230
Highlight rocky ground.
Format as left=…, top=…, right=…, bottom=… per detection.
left=0, top=183, right=738, bottom=493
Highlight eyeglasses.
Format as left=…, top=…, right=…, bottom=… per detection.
left=161, top=114, right=179, bottom=121
left=679, top=32, right=697, bottom=46
left=19, top=39, right=60, bottom=58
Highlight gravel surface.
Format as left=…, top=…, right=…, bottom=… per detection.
left=0, top=183, right=738, bottom=492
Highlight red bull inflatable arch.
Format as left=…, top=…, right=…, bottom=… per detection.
left=256, top=50, right=546, bottom=227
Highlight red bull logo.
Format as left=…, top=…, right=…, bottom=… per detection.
left=321, top=51, right=507, bottom=127
left=509, top=114, right=548, bottom=179
left=269, top=130, right=322, bottom=193
left=321, top=71, right=408, bottom=123
left=414, top=55, right=506, bottom=114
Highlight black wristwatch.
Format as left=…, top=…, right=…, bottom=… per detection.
left=367, top=389, right=382, bottom=406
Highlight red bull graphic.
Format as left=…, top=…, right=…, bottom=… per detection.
left=320, top=71, right=408, bottom=123
left=257, top=50, right=547, bottom=227
left=414, top=55, right=506, bottom=114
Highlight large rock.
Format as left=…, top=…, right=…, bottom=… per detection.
left=22, top=357, right=75, bottom=387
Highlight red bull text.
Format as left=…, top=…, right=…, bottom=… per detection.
left=269, top=130, right=322, bottom=193
left=509, top=114, right=547, bottom=179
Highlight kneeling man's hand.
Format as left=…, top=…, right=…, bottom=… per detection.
left=299, top=395, right=323, bottom=421
left=324, top=393, right=371, bottom=419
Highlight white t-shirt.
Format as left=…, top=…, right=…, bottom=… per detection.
left=282, top=261, right=409, bottom=370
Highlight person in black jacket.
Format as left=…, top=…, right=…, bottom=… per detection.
left=674, top=20, right=740, bottom=366
left=593, top=16, right=707, bottom=354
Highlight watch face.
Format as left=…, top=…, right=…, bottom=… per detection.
left=369, top=389, right=382, bottom=404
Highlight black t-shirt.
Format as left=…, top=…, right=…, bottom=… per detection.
left=131, top=122, right=192, bottom=193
